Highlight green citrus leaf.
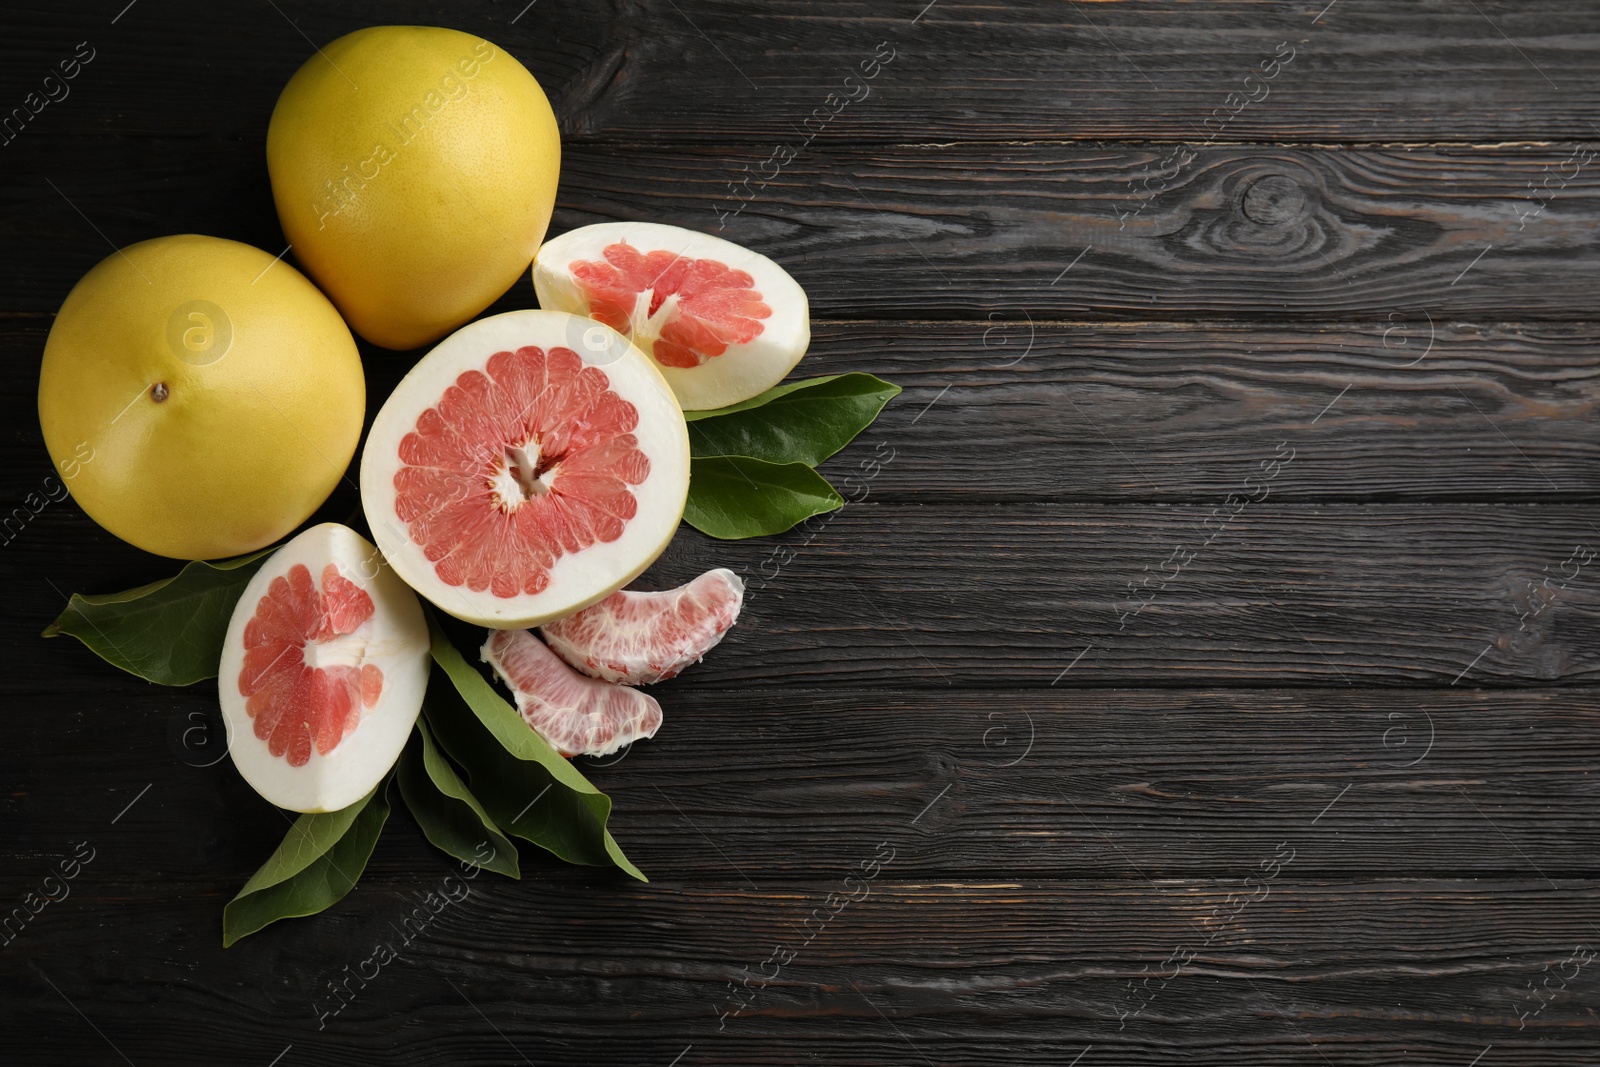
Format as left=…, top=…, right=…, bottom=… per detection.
left=222, top=780, right=391, bottom=948
left=43, top=546, right=278, bottom=685
left=397, top=719, right=520, bottom=879
left=685, top=373, right=901, bottom=466
left=685, top=455, right=845, bottom=539
left=424, top=613, right=646, bottom=882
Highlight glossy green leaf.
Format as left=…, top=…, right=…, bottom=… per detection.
left=222, top=780, right=391, bottom=947
left=397, top=719, right=520, bottom=879
left=43, top=546, right=277, bottom=685
left=685, top=373, right=901, bottom=466
left=424, top=614, right=646, bottom=881
left=685, top=456, right=845, bottom=539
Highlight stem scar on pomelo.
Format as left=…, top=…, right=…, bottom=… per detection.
left=360, top=310, right=690, bottom=629
left=482, top=628, right=662, bottom=758
left=532, top=222, right=810, bottom=411
left=37, top=235, right=364, bottom=560
left=541, top=568, right=745, bottom=685
left=217, top=523, right=429, bottom=814
left=267, top=26, right=560, bottom=351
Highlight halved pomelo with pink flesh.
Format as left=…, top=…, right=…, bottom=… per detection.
left=541, top=568, right=745, bottom=685
left=482, top=628, right=663, bottom=757
left=360, top=310, right=690, bottom=629
left=218, top=523, right=428, bottom=813
left=532, top=222, right=810, bottom=411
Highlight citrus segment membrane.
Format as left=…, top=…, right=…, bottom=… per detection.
left=541, top=568, right=745, bottom=685
left=481, top=628, right=663, bottom=758
left=362, top=311, right=689, bottom=629
left=218, top=523, right=429, bottom=813
left=533, top=222, right=810, bottom=411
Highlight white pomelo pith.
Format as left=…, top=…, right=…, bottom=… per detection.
left=482, top=629, right=662, bottom=758
left=218, top=523, right=428, bottom=813
left=361, top=310, right=690, bottom=629
left=541, top=568, right=745, bottom=685
left=533, top=222, right=810, bottom=411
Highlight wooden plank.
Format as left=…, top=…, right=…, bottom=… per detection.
left=821, top=320, right=1600, bottom=504
left=545, top=0, right=1600, bottom=144
left=8, top=2, right=1600, bottom=145
left=3, top=684, right=1598, bottom=880
left=4, top=877, right=1596, bottom=1063
left=13, top=501, right=1600, bottom=689
left=10, top=319, right=1600, bottom=506
left=10, top=142, right=1600, bottom=320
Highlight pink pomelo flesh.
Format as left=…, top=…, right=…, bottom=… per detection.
left=482, top=628, right=662, bottom=758
left=218, top=523, right=429, bottom=814
left=395, top=343, right=649, bottom=599
left=240, top=562, right=383, bottom=766
left=573, top=242, right=771, bottom=369
left=361, top=311, right=689, bottom=630
left=540, top=568, right=745, bottom=685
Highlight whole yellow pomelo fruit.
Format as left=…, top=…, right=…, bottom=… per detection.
left=38, top=235, right=365, bottom=560
left=266, top=26, right=561, bottom=351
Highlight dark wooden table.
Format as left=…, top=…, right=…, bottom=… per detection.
left=5, top=2, right=1600, bottom=1063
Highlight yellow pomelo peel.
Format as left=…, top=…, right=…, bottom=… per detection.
left=267, top=26, right=561, bottom=350
left=38, top=234, right=365, bottom=560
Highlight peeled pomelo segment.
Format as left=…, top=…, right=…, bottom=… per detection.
left=218, top=523, right=429, bottom=813
left=541, top=568, right=745, bottom=685
left=481, top=628, right=663, bottom=758
left=533, top=222, right=810, bottom=411
left=361, top=310, right=689, bottom=629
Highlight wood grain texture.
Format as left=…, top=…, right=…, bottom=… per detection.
left=4, top=877, right=1597, bottom=1065
left=3, top=684, right=1597, bottom=880
left=7, top=1, right=1600, bottom=144
left=813, top=320, right=1600, bottom=504
left=10, top=141, right=1600, bottom=320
